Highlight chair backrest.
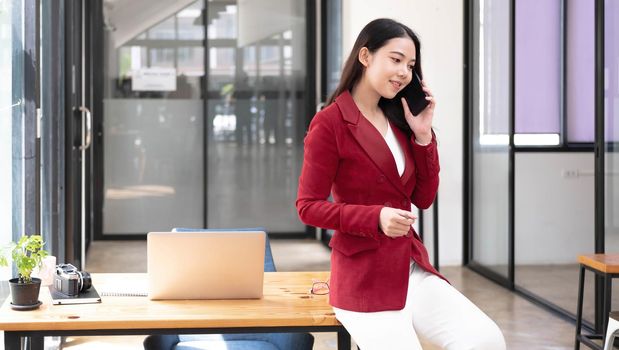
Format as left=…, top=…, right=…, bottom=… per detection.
left=172, top=227, right=276, bottom=272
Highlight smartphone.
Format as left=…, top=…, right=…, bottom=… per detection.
left=403, top=72, right=429, bottom=116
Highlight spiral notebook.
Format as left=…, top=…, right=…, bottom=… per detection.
left=100, top=289, right=147, bottom=297
left=48, top=286, right=102, bottom=305
left=98, top=284, right=148, bottom=297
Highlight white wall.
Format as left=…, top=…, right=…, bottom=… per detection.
left=342, top=0, right=464, bottom=265
left=104, top=0, right=194, bottom=48
left=515, top=153, right=594, bottom=265
left=473, top=152, right=619, bottom=265
left=238, top=0, right=306, bottom=70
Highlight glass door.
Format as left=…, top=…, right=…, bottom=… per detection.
left=65, top=0, right=91, bottom=268
left=205, top=0, right=310, bottom=233
left=99, top=1, right=206, bottom=236
left=97, top=0, right=313, bottom=237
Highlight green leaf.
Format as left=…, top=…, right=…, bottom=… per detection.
left=0, top=234, right=49, bottom=283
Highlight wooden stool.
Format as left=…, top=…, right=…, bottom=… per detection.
left=575, top=254, right=619, bottom=350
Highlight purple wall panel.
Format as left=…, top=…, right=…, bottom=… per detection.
left=606, top=0, right=619, bottom=142
left=567, top=0, right=595, bottom=143
left=515, top=0, right=561, bottom=134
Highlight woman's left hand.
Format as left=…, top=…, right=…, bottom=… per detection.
left=401, top=80, right=435, bottom=144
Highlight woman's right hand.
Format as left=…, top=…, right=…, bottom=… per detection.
left=379, top=207, right=416, bottom=238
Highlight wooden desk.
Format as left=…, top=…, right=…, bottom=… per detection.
left=0, top=271, right=350, bottom=350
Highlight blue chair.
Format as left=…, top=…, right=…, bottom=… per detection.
left=143, top=227, right=314, bottom=350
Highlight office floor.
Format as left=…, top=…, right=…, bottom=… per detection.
left=63, top=239, right=583, bottom=349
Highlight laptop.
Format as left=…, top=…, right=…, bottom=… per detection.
left=147, top=231, right=266, bottom=300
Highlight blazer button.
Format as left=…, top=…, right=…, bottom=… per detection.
left=401, top=199, right=408, bottom=206
left=377, top=175, right=386, bottom=183
left=384, top=202, right=392, bottom=207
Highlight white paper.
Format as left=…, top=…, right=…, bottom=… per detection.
left=132, top=67, right=177, bottom=91
left=32, top=255, right=56, bottom=287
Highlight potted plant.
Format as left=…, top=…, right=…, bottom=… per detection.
left=0, top=234, right=49, bottom=310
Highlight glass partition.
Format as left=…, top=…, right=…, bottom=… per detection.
left=471, top=0, right=511, bottom=278
left=604, top=0, right=619, bottom=311
left=205, top=0, right=307, bottom=233
left=101, top=0, right=309, bottom=235
left=468, top=0, right=618, bottom=326
left=102, top=1, right=205, bottom=235
left=514, top=0, right=596, bottom=324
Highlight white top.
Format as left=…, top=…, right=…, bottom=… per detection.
left=384, top=123, right=405, bottom=177
left=384, top=124, right=415, bottom=231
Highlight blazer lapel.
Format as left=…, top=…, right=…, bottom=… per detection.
left=391, top=122, right=414, bottom=186
left=335, top=91, right=408, bottom=197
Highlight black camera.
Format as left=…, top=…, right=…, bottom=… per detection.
left=53, top=264, right=92, bottom=296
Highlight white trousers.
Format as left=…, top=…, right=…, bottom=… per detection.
left=333, top=262, right=506, bottom=350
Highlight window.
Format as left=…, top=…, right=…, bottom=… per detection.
left=0, top=0, right=14, bottom=280
left=515, top=0, right=561, bottom=146
left=0, top=0, right=34, bottom=279
left=476, top=0, right=510, bottom=147
left=479, top=0, right=597, bottom=147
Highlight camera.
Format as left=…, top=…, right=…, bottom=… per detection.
left=53, top=264, right=92, bottom=296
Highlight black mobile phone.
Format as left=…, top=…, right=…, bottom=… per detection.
left=403, top=72, right=429, bottom=116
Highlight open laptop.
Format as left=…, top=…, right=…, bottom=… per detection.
left=147, top=231, right=266, bottom=300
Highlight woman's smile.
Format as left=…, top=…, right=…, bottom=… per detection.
left=389, top=80, right=403, bottom=92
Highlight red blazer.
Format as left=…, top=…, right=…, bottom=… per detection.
left=296, top=91, right=446, bottom=312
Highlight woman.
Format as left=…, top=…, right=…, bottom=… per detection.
left=296, top=18, right=506, bottom=349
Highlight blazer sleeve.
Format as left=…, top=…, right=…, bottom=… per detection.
left=296, top=112, right=383, bottom=240
left=410, top=131, right=440, bottom=209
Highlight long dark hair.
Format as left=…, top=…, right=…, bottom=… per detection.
left=327, top=18, right=422, bottom=136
